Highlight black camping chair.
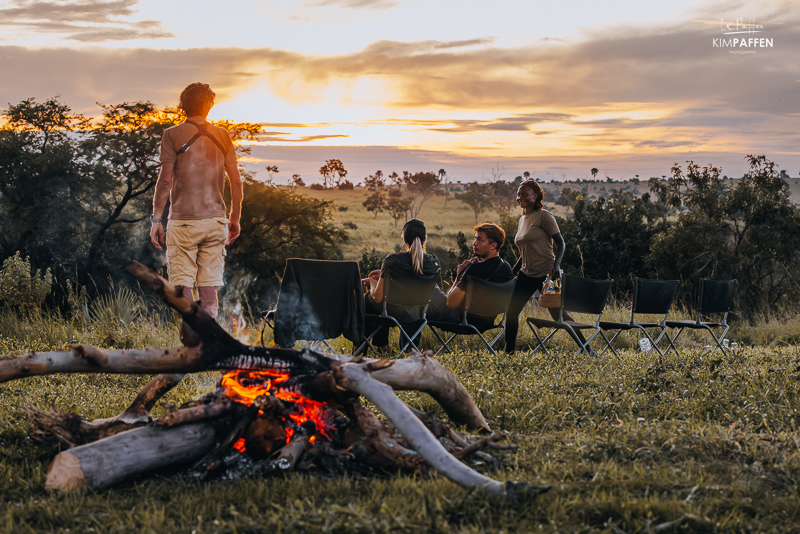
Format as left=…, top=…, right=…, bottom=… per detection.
left=356, top=266, right=440, bottom=356
left=662, top=279, right=736, bottom=356
left=427, top=278, right=515, bottom=356
left=526, top=274, right=613, bottom=358
left=261, top=259, right=364, bottom=353
left=598, top=278, right=679, bottom=358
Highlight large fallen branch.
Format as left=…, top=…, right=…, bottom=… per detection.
left=340, top=364, right=546, bottom=498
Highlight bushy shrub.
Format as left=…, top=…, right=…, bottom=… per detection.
left=0, top=252, right=53, bottom=309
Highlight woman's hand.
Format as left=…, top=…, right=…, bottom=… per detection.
left=550, top=262, right=562, bottom=280
left=362, top=277, right=378, bottom=292
left=367, top=270, right=381, bottom=280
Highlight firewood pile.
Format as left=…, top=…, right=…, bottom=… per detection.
left=1, top=262, right=549, bottom=499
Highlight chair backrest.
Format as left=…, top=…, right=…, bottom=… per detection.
left=561, top=274, right=613, bottom=315
left=464, top=277, right=515, bottom=318
left=273, top=258, right=364, bottom=347
left=382, top=268, right=440, bottom=310
left=632, top=279, right=679, bottom=316
left=699, top=279, right=736, bottom=316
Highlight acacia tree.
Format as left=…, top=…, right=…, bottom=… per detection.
left=386, top=196, right=411, bottom=227
left=319, top=159, right=347, bottom=189
left=402, top=171, right=441, bottom=219
left=264, top=165, right=279, bottom=185
left=362, top=170, right=386, bottom=218
left=289, top=174, right=305, bottom=192
left=456, top=182, right=492, bottom=224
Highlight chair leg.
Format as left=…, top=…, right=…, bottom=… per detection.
left=355, top=329, right=381, bottom=356
left=663, top=327, right=684, bottom=357
left=600, top=330, right=622, bottom=358
left=597, top=330, right=620, bottom=358
left=485, top=327, right=505, bottom=356
left=634, top=326, right=665, bottom=357
left=430, top=327, right=456, bottom=356
left=526, top=319, right=555, bottom=356
left=398, top=321, right=427, bottom=355
left=566, top=325, right=595, bottom=358
left=310, top=339, right=337, bottom=354
left=474, top=329, right=496, bottom=356
left=704, top=324, right=730, bottom=356
left=429, top=327, right=454, bottom=356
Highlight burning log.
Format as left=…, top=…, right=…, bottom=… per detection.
left=272, top=420, right=315, bottom=472
left=155, top=397, right=236, bottom=428
left=2, top=261, right=549, bottom=498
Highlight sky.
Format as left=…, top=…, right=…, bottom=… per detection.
left=1, top=0, right=798, bottom=184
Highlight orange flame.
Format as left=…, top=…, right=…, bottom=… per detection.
left=221, top=370, right=337, bottom=443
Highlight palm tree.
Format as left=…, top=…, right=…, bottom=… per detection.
left=591, top=168, right=598, bottom=180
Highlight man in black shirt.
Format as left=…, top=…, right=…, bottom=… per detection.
left=428, top=223, right=514, bottom=322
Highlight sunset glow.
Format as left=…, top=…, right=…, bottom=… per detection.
left=1, top=0, right=797, bottom=182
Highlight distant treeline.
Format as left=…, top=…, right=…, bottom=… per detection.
left=2, top=97, right=799, bottom=316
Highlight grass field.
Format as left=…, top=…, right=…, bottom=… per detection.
left=2, top=305, right=800, bottom=533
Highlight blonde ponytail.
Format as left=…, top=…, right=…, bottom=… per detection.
left=409, top=236, right=424, bottom=275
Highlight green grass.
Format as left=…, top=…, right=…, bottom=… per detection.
left=2, top=307, right=800, bottom=533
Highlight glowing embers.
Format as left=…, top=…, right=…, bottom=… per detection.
left=221, top=369, right=338, bottom=456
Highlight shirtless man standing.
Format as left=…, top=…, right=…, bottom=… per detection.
left=150, top=82, right=243, bottom=325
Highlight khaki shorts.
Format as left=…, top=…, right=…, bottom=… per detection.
left=166, top=218, right=229, bottom=287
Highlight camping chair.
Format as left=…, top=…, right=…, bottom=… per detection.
left=355, top=267, right=440, bottom=356
left=427, top=278, right=515, bottom=356
left=261, top=259, right=364, bottom=353
left=662, top=279, right=736, bottom=356
left=598, top=278, right=679, bottom=358
left=526, top=274, right=613, bottom=358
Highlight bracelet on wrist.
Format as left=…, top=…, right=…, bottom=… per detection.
left=150, top=216, right=162, bottom=224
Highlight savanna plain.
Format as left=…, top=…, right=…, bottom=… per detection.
left=2, top=187, right=800, bottom=533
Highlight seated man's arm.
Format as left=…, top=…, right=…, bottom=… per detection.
left=446, top=283, right=466, bottom=310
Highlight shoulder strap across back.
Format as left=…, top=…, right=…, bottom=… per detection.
left=176, top=121, right=229, bottom=158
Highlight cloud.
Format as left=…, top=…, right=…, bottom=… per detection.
left=0, top=0, right=138, bottom=22
left=0, top=0, right=173, bottom=41
left=256, top=133, right=349, bottom=143
left=424, top=113, right=576, bottom=133
left=303, top=0, right=399, bottom=9
left=2, top=7, right=798, bottom=176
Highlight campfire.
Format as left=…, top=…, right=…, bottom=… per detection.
left=3, top=262, right=549, bottom=499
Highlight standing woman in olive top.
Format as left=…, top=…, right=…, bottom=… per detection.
left=505, top=180, right=584, bottom=352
